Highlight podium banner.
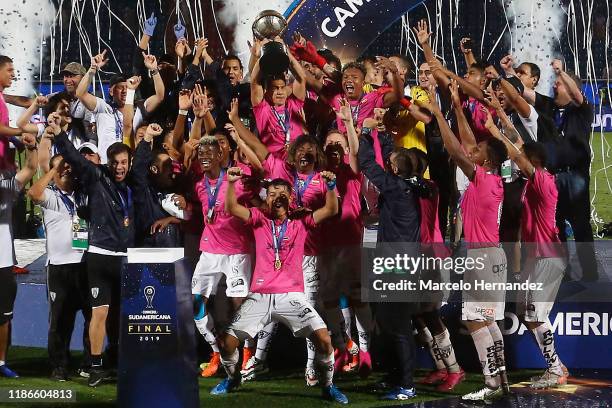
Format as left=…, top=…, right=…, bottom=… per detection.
left=118, top=252, right=198, bottom=408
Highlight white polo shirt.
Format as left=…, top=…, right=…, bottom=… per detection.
left=39, top=186, right=84, bottom=265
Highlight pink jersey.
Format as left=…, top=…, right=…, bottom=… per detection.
left=521, top=169, right=562, bottom=257
left=419, top=180, right=450, bottom=258
left=253, top=95, right=305, bottom=158
left=0, top=92, right=14, bottom=171
left=262, top=154, right=327, bottom=256
left=460, top=165, right=503, bottom=247
left=247, top=208, right=317, bottom=293
left=327, top=90, right=385, bottom=133
left=463, top=97, right=496, bottom=143
left=195, top=165, right=254, bottom=255
left=321, top=164, right=363, bottom=247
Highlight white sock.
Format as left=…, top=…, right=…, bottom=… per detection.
left=315, top=351, right=334, bottom=387
left=487, top=323, right=506, bottom=372
left=434, top=328, right=460, bottom=373
left=470, top=326, right=499, bottom=387
left=422, top=327, right=446, bottom=370
left=353, top=305, right=373, bottom=352
left=255, top=321, right=278, bottom=362
left=0, top=360, right=5, bottom=366
left=532, top=322, right=564, bottom=376
left=195, top=314, right=219, bottom=353
left=341, top=307, right=352, bottom=340
left=306, top=338, right=316, bottom=369
left=323, top=307, right=346, bottom=350
left=220, top=348, right=239, bottom=379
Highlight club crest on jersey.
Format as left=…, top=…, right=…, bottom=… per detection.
left=49, top=291, right=56, bottom=302
left=91, top=287, right=99, bottom=299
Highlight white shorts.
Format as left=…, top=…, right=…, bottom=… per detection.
left=302, top=255, right=320, bottom=296
left=226, top=292, right=327, bottom=340
left=191, top=252, right=252, bottom=298
left=462, top=246, right=507, bottom=322
left=517, top=257, right=565, bottom=322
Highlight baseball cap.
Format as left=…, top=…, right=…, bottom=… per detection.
left=78, top=142, right=99, bottom=155
left=109, top=75, right=127, bottom=88
left=59, top=62, right=87, bottom=77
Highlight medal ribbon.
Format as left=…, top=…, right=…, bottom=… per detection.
left=271, top=106, right=291, bottom=145
left=204, top=168, right=226, bottom=214
left=293, top=170, right=316, bottom=207
left=271, top=219, right=288, bottom=265
left=117, top=186, right=132, bottom=224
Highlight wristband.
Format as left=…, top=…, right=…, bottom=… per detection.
left=178, top=109, right=188, bottom=116
left=150, top=69, right=159, bottom=76
left=326, top=180, right=336, bottom=191
left=125, top=89, right=135, bottom=105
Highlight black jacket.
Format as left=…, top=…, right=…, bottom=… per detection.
left=358, top=132, right=422, bottom=244
left=55, top=132, right=135, bottom=252
left=131, top=140, right=181, bottom=247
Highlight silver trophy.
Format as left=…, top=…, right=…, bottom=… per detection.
left=252, top=10, right=289, bottom=76
left=144, top=286, right=155, bottom=309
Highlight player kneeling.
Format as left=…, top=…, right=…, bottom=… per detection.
left=210, top=168, right=348, bottom=404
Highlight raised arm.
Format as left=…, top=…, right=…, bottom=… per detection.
left=482, top=106, right=532, bottom=177
left=132, top=124, right=162, bottom=189
left=4, top=95, right=33, bottom=109
left=228, top=98, right=269, bottom=162
left=414, top=20, right=450, bottom=92
left=225, top=167, right=251, bottom=222
left=37, top=133, right=52, bottom=174
left=552, top=59, right=584, bottom=106
left=14, top=136, right=38, bottom=189
left=77, top=50, right=109, bottom=111
left=312, top=171, right=339, bottom=224
left=16, top=95, right=48, bottom=134
left=250, top=56, right=265, bottom=107
left=485, top=65, right=532, bottom=118
left=357, top=131, right=397, bottom=193
left=123, top=76, right=141, bottom=147
left=27, top=158, right=56, bottom=202
left=287, top=47, right=307, bottom=101
left=422, top=89, right=475, bottom=180
left=459, top=38, right=477, bottom=68
left=449, top=79, right=477, bottom=152
left=172, top=89, right=192, bottom=152
left=334, top=98, right=359, bottom=173
left=142, top=54, right=165, bottom=113
left=375, top=56, right=403, bottom=107
left=225, top=123, right=263, bottom=173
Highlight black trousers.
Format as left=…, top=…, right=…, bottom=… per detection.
left=555, top=169, right=598, bottom=280
left=47, top=263, right=91, bottom=369
left=375, top=302, right=416, bottom=388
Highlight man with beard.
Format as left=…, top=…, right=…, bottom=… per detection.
left=28, top=154, right=91, bottom=382
left=130, top=123, right=189, bottom=247
left=191, top=135, right=257, bottom=378
left=46, top=112, right=135, bottom=387
left=228, top=98, right=341, bottom=386
left=76, top=50, right=165, bottom=163
left=214, top=168, right=347, bottom=404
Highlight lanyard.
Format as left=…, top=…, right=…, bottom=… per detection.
left=293, top=170, right=315, bottom=207
left=271, top=106, right=291, bottom=145
left=349, top=94, right=364, bottom=124
left=53, top=186, right=75, bottom=217
left=204, top=168, right=226, bottom=211
left=112, top=105, right=123, bottom=141
left=117, top=186, right=132, bottom=224
left=271, top=218, right=288, bottom=264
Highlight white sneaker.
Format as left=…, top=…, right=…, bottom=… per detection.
left=462, top=385, right=503, bottom=401
left=305, top=367, right=319, bottom=387
left=530, top=370, right=568, bottom=389
left=240, top=356, right=269, bottom=382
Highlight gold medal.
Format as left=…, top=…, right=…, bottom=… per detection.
left=124, top=217, right=130, bottom=227
left=207, top=208, right=215, bottom=224
left=274, top=258, right=282, bottom=270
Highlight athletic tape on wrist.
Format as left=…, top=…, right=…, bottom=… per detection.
left=125, top=89, right=135, bottom=105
